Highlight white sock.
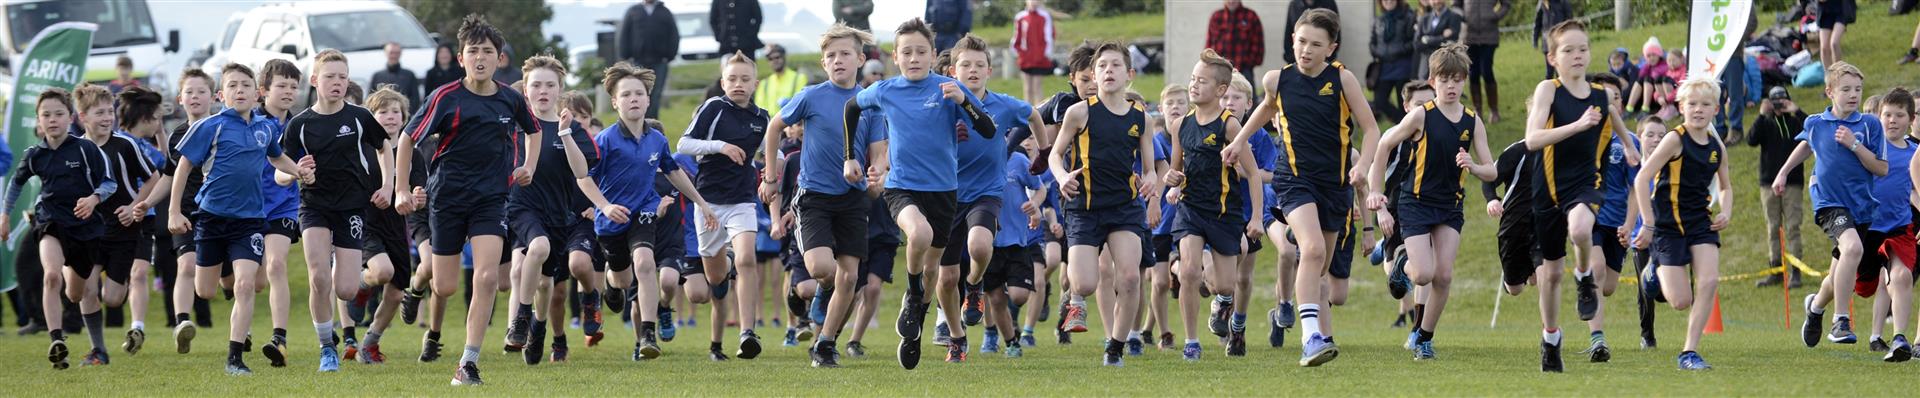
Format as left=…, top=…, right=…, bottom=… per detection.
left=1298, top=304, right=1323, bottom=343
left=131, top=321, right=145, bottom=331
left=1128, top=330, right=1141, bottom=340
left=1185, top=338, right=1200, bottom=345
left=1871, top=334, right=1883, bottom=342
left=1071, top=295, right=1086, bottom=306
left=1575, top=268, right=1592, bottom=280
left=316, top=323, right=335, bottom=346
left=1544, top=329, right=1563, bottom=346
left=937, top=308, right=948, bottom=321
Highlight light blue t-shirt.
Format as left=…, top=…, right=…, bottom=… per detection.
left=856, top=74, right=986, bottom=192
left=996, top=152, right=1043, bottom=247
left=1872, top=138, right=1916, bottom=232
left=779, top=83, right=884, bottom=195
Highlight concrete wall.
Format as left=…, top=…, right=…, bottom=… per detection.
left=1164, top=0, right=1376, bottom=92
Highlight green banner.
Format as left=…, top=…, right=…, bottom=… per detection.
left=2, top=22, right=95, bottom=292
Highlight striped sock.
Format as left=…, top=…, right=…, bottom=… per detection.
left=1298, top=304, right=1322, bottom=344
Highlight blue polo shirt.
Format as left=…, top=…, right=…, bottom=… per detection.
left=591, top=121, right=679, bottom=235
left=1597, top=133, right=1640, bottom=228
left=779, top=83, right=885, bottom=195
left=177, top=107, right=285, bottom=219
left=258, top=111, right=298, bottom=220
left=958, top=91, right=1029, bottom=203
left=1799, top=109, right=1886, bottom=218
left=997, top=151, right=1043, bottom=247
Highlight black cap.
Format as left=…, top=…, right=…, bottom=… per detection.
left=1768, top=86, right=1790, bottom=100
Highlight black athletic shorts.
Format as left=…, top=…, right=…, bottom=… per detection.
left=1651, top=231, right=1720, bottom=267
left=265, top=217, right=300, bottom=243
left=428, top=198, right=508, bottom=256
left=1817, top=0, right=1856, bottom=28
left=1151, top=234, right=1173, bottom=265
left=1397, top=201, right=1464, bottom=237
left=1064, top=204, right=1145, bottom=248
left=598, top=215, right=661, bottom=273
left=1593, top=223, right=1627, bottom=273
left=796, top=190, right=870, bottom=256
left=863, top=239, right=900, bottom=289
left=940, top=196, right=1002, bottom=266
left=193, top=213, right=266, bottom=267
left=1816, top=207, right=1866, bottom=242
left=1498, top=208, right=1541, bottom=286
left=1271, top=175, right=1353, bottom=233
left=982, top=245, right=1035, bottom=292
left=1172, top=206, right=1245, bottom=256
left=33, top=222, right=99, bottom=282
left=884, top=189, right=958, bottom=249
left=297, top=207, right=367, bottom=249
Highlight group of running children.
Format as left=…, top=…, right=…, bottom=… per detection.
left=7, top=10, right=1917, bottom=383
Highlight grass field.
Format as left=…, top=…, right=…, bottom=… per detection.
left=7, top=8, right=1920, bottom=396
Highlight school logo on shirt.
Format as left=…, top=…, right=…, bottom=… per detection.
left=649, top=153, right=660, bottom=167
left=337, top=125, right=354, bottom=137
left=1319, top=83, right=1335, bottom=96
left=1709, top=149, right=1719, bottom=164
left=1460, top=131, right=1471, bottom=142
left=253, top=129, right=270, bottom=148
left=65, top=160, right=81, bottom=169
left=1128, top=124, right=1141, bottom=138
left=498, top=115, right=513, bottom=125
left=1204, top=133, right=1218, bottom=146
left=1607, top=142, right=1624, bottom=165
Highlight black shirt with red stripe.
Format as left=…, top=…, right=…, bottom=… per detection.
left=403, top=82, right=541, bottom=205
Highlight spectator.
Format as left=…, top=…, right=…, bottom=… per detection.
left=1531, top=0, right=1571, bottom=79
left=1607, top=47, right=1638, bottom=88
left=107, top=55, right=139, bottom=94
left=424, top=42, right=465, bottom=92
left=1461, top=0, right=1509, bottom=123
left=754, top=44, right=807, bottom=116
left=861, top=59, right=886, bottom=88
left=1748, top=86, right=1807, bottom=288
left=1370, top=0, right=1417, bottom=121
left=1283, top=0, right=1340, bottom=65
left=1415, top=0, right=1462, bottom=79
left=620, top=0, right=681, bottom=118
left=1815, top=0, right=1855, bottom=68
left=1013, top=0, right=1056, bottom=105
left=834, top=0, right=874, bottom=32
left=1716, top=12, right=1762, bottom=141
left=1206, top=0, right=1265, bottom=86
left=1628, top=38, right=1669, bottom=115
left=713, top=0, right=764, bottom=60
left=369, top=42, right=422, bottom=106
left=926, top=0, right=974, bottom=53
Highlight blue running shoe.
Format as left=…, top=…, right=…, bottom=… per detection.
left=1021, top=328, right=1038, bottom=348
left=783, top=328, right=799, bottom=347
left=1886, top=335, right=1913, bottom=362
left=1829, top=317, right=1858, bottom=344
left=1182, top=342, right=1202, bottom=361
left=1299, top=334, right=1339, bottom=367
left=658, top=306, right=677, bottom=342
left=982, top=328, right=1001, bottom=353
left=1677, top=351, right=1711, bottom=370
left=1127, top=336, right=1145, bottom=356
left=934, top=322, right=953, bottom=347
left=1369, top=240, right=1385, bottom=265
left=1413, top=340, right=1435, bottom=360
left=1276, top=302, right=1297, bottom=329
left=1405, top=330, right=1419, bottom=350
left=1642, top=265, right=1666, bottom=303
left=1388, top=255, right=1412, bottom=300
left=318, top=345, right=340, bottom=372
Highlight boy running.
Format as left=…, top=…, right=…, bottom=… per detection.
left=393, top=15, right=546, bottom=385
left=675, top=51, right=771, bottom=359
left=1630, top=77, right=1732, bottom=370
left=845, top=18, right=998, bottom=369
left=1779, top=62, right=1887, bottom=351
left=255, top=58, right=304, bottom=369
left=2, top=88, right=121, bottom=369
left=1164, top=49, right=1263, bottom=361
left=283, top=49, right=387, bottom=372
left=758, top=24, right=884, bottom=368
left=166, top=63, right=315, bottom=375
left=1047, top=41, right=1157, bottom=367
left=354, top=85, right=426, bottom=364
left=75, top=84, right=157, bottom=366
left=1224, top=9, right=1384, bottom=367
left=1365, top=43, right=1497, bottom=361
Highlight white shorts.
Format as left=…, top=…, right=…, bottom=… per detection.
left=697, top=202, right=760, bottom=257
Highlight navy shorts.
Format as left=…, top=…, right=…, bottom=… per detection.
left=1329, top=216, right=1357, bottom=279
left=1497, top=206, right=1541, bottom=286
left=1534, top=187, right=1603, bottom=261
left=1271, top=175, right=1353, bottom=233
left=297, top=207, right=366, bottom=249
left=92, top=238, right=137, bottom=285
left=193, top=213, right=266, bottom=267
left=428, top=199, right=508, bottom=256
left=940, top=196, right=1003, bottom=266
left=1064, top=204, right=1145, bottom=248
left=1396, top=201, right=1464, bottom=237
left=266, top=217, right=300, bottom=242
left=597, top=215, right=661, bottom=274
left=1172, top=206, right=1246, bottom=256
left=863, top=240, right=900, bottom=288
left=1592, top=224, right=1627, bottom=273
left=1651, top=231, right=1720, bottom=267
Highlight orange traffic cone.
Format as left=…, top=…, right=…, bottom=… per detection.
left=1705, top=295, right=1725, bottom=334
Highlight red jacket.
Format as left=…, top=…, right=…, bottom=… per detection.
left=1012, top=8, right=1055, bottom=70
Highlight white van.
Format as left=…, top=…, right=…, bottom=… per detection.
left=2, top=0, right=182, bottom=92
left=204, top=2, right=436, bottom=98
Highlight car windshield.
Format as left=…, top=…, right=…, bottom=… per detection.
left=676, top=12, right=712, bottom=37
left=7, top=0, right=159, bottom=51
left=308, top=10, right=433, bottom=52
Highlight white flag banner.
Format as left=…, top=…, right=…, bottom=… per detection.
left=1687, top=0, right=1754, bottom=80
